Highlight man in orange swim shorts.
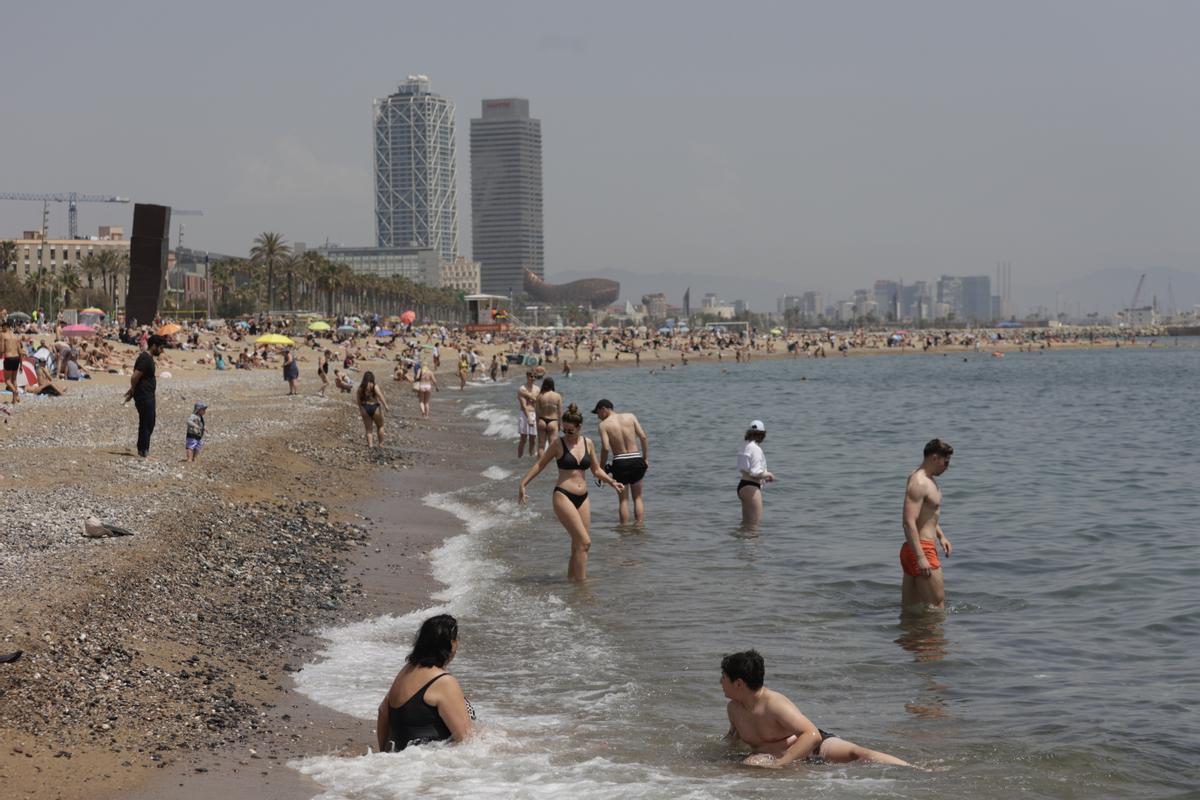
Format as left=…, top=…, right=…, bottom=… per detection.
left=900, top=439, right=954, bottom=611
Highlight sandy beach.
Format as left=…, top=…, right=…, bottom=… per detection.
left=0, top=339, right=501, bottom=799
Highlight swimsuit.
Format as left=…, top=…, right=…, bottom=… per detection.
left=900, top=540, right=941, bottom=576
left=553, top=439, right=592, bottom=509
left=2, top=356, right=19, bottom=372
left=737, top=479, right=761, bottom=494
left=802, top=729, right=839, bottom=763
left=539, top=417, right=557, bottom=426
left=361, top=402, right=379, bottom=417
left=386, top=673, right=456, bottom=752
left=610, top=453, right=647, bottom=485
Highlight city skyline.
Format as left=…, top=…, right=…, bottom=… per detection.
left=4, top=2, right=1200, bottom=306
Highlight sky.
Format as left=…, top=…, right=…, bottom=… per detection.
left=3, top=0, right=1200, bottom=303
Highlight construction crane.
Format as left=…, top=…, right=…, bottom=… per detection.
left=0, top=192, right=131, bottom=239
left=1128, top=272, right=1147, bottom=317
left=172, top=210, right=204, bottom=250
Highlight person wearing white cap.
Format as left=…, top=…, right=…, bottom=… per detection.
left=737, top=420, right=774, bottom=527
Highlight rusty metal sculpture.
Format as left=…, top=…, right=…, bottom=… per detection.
left=523, top=268, right=620, bottom=309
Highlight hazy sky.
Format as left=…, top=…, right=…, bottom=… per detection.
left=4, top=0, right=1199, bottom=299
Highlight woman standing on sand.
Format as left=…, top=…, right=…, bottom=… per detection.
left=316, top=349, right=331, bottom=396
left=414, top=363, right=438, bottom=419
left=519, top=404, right=624, bottom=581
left=283, top=348, right=300, bottom=395
left=534, top=377, right=563, bottom=454
left=357, top=371, right=389, bottom=447
left=457, top=350, right=469, bottom=390
left=737, top=420, right=774, bottom=528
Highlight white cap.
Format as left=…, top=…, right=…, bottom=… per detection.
left=749, top=420, right=765, bottom=432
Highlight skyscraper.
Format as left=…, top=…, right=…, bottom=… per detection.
left=373, top=75, right=459, bottom=262
left=470, top=98, right=543, bottom=296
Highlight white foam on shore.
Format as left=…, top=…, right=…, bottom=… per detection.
left=481, top=465, right=512, bottom=480
left=291, top=481, right=729, bottom=799
left=462, top=401, right=518, bottom=439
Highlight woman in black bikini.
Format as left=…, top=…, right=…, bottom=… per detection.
left=518, top=404, right=624, bottom=581
left=376, top=614, right=475, bottom=753
left=357, top=371, right=389, bottom=448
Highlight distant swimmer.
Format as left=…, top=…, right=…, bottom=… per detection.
left=737, top=420, right=774, bottom=528
left=593, top=398, right=649, bottom=525
left=721, top=650, right=914, bottom=769
left=901, top=439, right=954, bottom=611
left=516, top=370, right=541, bottom=458
left=518, top=404, right=624, bottom=581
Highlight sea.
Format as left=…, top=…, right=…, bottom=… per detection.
left=293, top=342, right=1199, bottom=799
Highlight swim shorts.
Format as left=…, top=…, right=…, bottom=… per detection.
left=609, top=454, right=647, bottom=485
left=900, top=540, right=941, bottom=576
left=517, top=412, right=535, bottom=436
left=2, top=357, right=19, bottom=372
left=186, top=436, right=204, bottom=452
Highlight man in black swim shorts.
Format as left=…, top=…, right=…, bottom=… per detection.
left=1, top=321, right=23, bottom=405
left=594, top=399, right=649, bottom=525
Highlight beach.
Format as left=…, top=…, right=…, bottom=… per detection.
left=3, top=333, right=1196, bottom=799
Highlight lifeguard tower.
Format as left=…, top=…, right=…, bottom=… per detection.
left=465, top=294, right=514, bottom=333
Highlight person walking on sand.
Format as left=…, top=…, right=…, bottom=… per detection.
left=185, top=402, right=207, bottom=462
left=124, top=334, right=166, bottom=458
left=534, top=377, right=563, bottom=454
left=1, top=321, right=23, bottom=404
left=283, top=347, right=300, bottom=395
left=457, top=350, right=469, bottom=390
left=414, top=363, right=438, bottom=419
left=720, top=650, right=914, bottom=769
left=901, top=439, right=954, bottom=611
left=317, top=349, right=331, bottom=396
left=516, top=370, right=540, bottom=458
left=737, top=420, right=774, bottom=528
left=594, top=399, right=649, bottom=525
left=358, top=370, right=390, bottom=447
left=518, top=404, right=624, bottom=581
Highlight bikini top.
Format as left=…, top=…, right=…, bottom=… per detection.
left=556, top=438, right=592, bottom=471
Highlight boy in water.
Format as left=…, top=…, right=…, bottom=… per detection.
left=185, top=402, right=207, bottom=462
left=721, top=650, right=913, bottom=768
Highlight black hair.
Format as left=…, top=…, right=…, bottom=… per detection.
left=358, top=371, right=376, bottom=402
left=721, top=649, right=765, bottom=689
left=744, top=430, right=766, bottom=443
left=541, top=376, right=556, bottom=393
left=147, top=334, right=168, bottom=348
left=924, top=438, right=954, bottom=458
left=406, top=614, right=458, bottom=667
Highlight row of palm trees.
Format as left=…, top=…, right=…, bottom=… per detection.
left=213, top=232, right=465, bottom=322
left=0, top=241, right=127, bottom=314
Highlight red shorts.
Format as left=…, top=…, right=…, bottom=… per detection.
left=900, top=540, right=940, bottom=577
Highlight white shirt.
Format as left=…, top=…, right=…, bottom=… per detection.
left=738, top=441, right=766, bottom=477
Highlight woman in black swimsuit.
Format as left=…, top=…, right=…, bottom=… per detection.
left=376, top=614, right=475, bottom=753
left=357, top=370, right=389, bottom=448
left=518, top=404, right=624, bottom=581
left=534, top=376, right=563, bottom=455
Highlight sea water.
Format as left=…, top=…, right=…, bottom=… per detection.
left=295, top=344, right=1200, bottom=798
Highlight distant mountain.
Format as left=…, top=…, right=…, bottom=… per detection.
left=546, top=268, right=803, bottom=311
left=1016, top=267, right=1200, bottom=316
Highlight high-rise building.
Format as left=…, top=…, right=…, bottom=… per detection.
left=873, top=280, right=900, bottom=321
left=959, top=275, right=992, bottom=321
left=373, top=75, right=459, bottom=262
left=470, top=98, right=543, bottom=296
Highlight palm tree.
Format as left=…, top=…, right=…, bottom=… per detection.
left=249, top=232, right=290, bottom=313
left=59, top=266, right=82, bottom=309
left=0, top=240, right=16, bottom=273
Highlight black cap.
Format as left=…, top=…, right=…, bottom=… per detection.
left=591, top=399, right=614, bottom=414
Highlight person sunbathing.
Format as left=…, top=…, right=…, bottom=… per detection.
left=29, top=364, right=66, bottom=396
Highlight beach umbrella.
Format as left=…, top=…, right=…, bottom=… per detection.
left=399, top=310, right=416, bottom=325
left=61, top=324, right=96, bottom=338
left=7, top=312, right=31, bottom=323
left=234, top=320, right=250, bottom=329
left=13, top=359, right=38, bottom=389
left=80, top=307, right=104, bottom=315
left=337, top=325, right=358, bottom=334
left=770, top=327, right=783, bottom=335
left=256, top=333, right=294, bottom=346
left=157, top=323, right=182, bottom=336
left=374, top=328, right=394, bottom=337
left=308, top=321, right=331, bottom=331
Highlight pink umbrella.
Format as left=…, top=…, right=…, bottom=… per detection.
left=61, top=324, right=95, bottom=338
left=399, top=310, right=416, bottom=325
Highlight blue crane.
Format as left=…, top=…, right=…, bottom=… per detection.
left=0, top=192, right=131, bottom=239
